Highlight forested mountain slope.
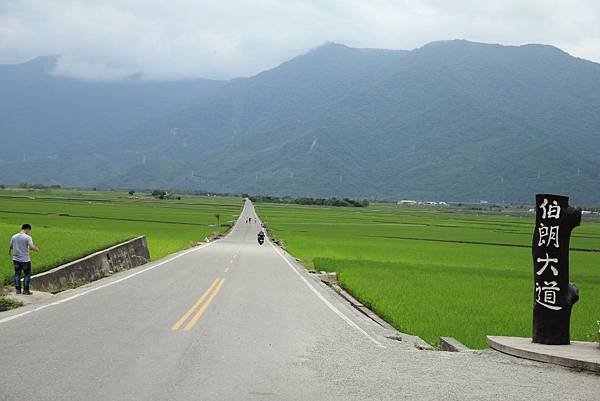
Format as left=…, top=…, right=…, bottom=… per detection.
left=1, top=41, right=599, bottom=204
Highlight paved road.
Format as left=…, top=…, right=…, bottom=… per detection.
left=1, top=200, right=598, bottom=400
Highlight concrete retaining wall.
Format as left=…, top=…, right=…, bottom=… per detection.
left=30, top=236, right=150, bottom=293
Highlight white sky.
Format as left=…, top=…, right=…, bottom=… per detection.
left=1, top=0, right=599, bottom=81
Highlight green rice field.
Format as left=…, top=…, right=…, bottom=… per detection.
left=255, top=202, right=600, bottom=349
left=0, top=188, right=242, bottom=285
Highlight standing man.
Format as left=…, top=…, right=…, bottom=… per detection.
left=9, top=224, right=39, bottom=295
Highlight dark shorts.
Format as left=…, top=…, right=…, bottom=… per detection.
left=13, top=260, right=32, bottom=289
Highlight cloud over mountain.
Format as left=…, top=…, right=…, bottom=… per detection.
left=1, top=1, right=599, bottom=81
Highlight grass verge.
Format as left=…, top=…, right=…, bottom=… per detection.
left=0, top=296, right=23, bottom=311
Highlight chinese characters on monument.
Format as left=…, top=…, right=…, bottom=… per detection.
left=532, top=194, right=581, bottom=345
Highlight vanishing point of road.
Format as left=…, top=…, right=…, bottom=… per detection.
left=1, top=200, right=598, bottom=400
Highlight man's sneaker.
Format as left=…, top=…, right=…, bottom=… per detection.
left=15, top=288, right=21, bottom=294
left=22, top=289, right=32, bottom=295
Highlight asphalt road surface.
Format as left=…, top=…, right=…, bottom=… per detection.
left=1, top=200, right=598, bottom=400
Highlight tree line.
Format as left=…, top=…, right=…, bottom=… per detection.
left=249, top=196, right=369, bottom=207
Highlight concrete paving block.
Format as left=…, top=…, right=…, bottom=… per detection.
left=440, top=336, right=471, bottom=352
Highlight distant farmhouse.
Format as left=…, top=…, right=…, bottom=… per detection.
left=397, top=200, right=448, bottom=206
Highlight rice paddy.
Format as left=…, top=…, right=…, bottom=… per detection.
left=0, top=188, right=242, bottom=285
left=255, top=202, right=600, bottom=349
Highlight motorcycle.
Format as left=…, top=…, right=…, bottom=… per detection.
left=257, top=232, right=265, bottom=245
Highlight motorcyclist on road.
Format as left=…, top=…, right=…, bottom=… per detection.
left=257, top=230, right=265, bottom=245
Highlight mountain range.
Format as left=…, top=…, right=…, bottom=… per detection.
left=1, top=40, right=599, bottom=204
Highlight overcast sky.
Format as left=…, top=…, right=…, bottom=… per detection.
left=1, top=0, right=599, bottom=81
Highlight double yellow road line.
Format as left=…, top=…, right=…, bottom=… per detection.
left=171, top=277, right=225, bottom=332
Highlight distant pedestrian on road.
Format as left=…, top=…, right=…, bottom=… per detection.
left=9, top=224, right=39, bottom=295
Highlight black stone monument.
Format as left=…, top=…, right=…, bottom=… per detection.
left=532, top=194, right=581, bottom=345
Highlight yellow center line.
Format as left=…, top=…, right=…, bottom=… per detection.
left=225, top=252, right=238, bottom=272
left=183, top=278, right=225, bottom=331
left=171, top=278, right=220, bottom=331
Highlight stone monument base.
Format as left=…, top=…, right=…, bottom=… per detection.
left=487, top=335, right=600, bottom=372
